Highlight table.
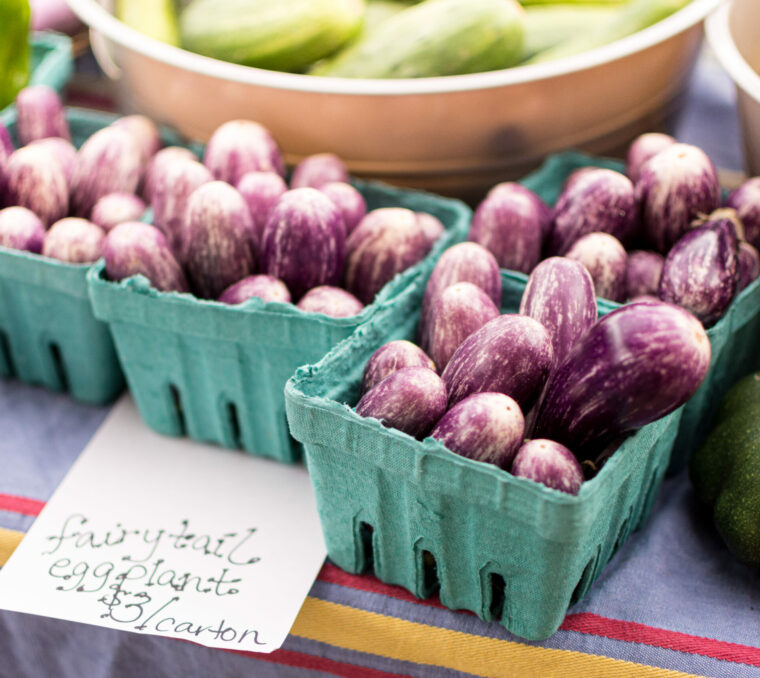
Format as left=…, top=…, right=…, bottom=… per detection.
left=1, top=50, right=759, bottom=678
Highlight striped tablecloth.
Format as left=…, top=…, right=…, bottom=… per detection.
left=1, top=51, right=759, bottom=678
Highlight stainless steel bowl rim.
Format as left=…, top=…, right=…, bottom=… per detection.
left=706, top=0, right=760, bottom=103
left=66, top=0, right=721, bottom=96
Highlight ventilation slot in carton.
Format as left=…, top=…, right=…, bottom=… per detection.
left=488, top=573, right=506, bottom=621
left=0, top=330, right=16, bottom=377
left=420, top=550, right=440, bottom=598
left=226, top=402, right=243, bottom=449
left=49, top=342, right=68, bottom=391
left=169, top=384, right=186, bottom=436
left=358, top=521, right=375, bottom=574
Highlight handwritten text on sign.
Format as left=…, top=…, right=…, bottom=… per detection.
left=0, top=398, right=327, bottom=651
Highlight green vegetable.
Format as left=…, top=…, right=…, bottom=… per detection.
left=0, top=0, right=30, bottom=109
left=180, top=0, right=365, bottom=72
left=116, top=0, right=180, bottom=46
left=313, top=0, right=525, bottom=79
left=690, top=372, right=760, bottom=567
left=521, top=4, right=621, bottom=61
left=525, top=0, right=691, bottom=64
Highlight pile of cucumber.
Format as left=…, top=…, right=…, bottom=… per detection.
left=116, top=0, right=693, bottom=78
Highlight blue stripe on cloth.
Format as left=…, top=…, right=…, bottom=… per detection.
left=0, top=509, right=35, bottom=533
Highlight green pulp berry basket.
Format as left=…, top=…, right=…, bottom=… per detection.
left=0, top=109, right=131, bottom=405
left=88, top=183, right=470, bottom=464
left=506, top=151, right=760, bottom=475
left=284, top=271, right=682, bottom=641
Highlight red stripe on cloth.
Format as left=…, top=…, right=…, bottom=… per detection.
left=561, top=613, right=760, bottom=668
left=319, top=563, right=760, bottom=667
left=0, top=494, right=45, bottom=517
left=223, top=647, right=413, bottom=678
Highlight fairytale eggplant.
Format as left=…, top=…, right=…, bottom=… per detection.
left=181, top=181, right=257, bottom=299
left=296, top=285, right=364, bottom=318
left=261, top=187, right=345, bottom=300
left=564, top=232, right=627, bottom=303
left=362, top=340, right=437, bottom=395
left=625, top=250, right=665, bottom=300
left=431, top=392, right=524, bottom=468
left=625, top=132, right=675, bottom=184
left=320, top=182, right=367, bottom=235
left=549, top=168, right=637, bottom=255
left=658, top=213, right=739, bottom=327
left=218, top=274, right=291, bottom=305
left=344, top=207, right=430, bottom=305
left=442, top=314, right=552, bottom=411
left=15, top=85, right=70, bottom=145
left=511, top=439, right=584, bottom=495
left=636, top=143, right=721, bottom=253
left=291, top=153, right=348, bottom=189
left=356, top=366, right=447, bottom=440
left=91, top=192, right=147, bottom=232
left=236, top=171, right=288, bottom=246
left=533, top=302, right=711, bottom=460
left=42, top=218, right=105, bottom=264
left=519, top=257, right=596, bottom=370
left=0, top=206, right=45, bottom=253
left=104, top=221, right=189, bottom=293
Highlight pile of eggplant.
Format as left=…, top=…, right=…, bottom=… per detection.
left=468, top=132, right=760, bottom=329
left=0, top=86, right=446, bottom=317
left=356, top=243, right=712, bottom=492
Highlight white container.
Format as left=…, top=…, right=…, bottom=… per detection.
left=67, top=0, right=720, bottom=198
left=706, top=0, right=760, bottom=176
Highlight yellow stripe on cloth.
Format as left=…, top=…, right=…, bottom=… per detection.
left=0, top=528, right=24, bottom=567
left=292, top=598, right=703, bottom=678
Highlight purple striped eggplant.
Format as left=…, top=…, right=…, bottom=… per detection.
left=297, top=285, right=364, bottom=318
left=658, top=215, right=739, bottom=327
left=419, top=242, right=502, bottom=351
left=91, top=192, right=147, bottom=232
left=431, top=392, right=524, bottom=468
left=291, top=153, right=348, bottom=189
left=417, top=212, right=445, bottom=247
left=4, top=145, right=68, bottom=227
left=355, top=366, right=447, bottom=440
left=42, top=218, right=105, bottom=263
left=511, top=439, right=583, bottom=495
left=519, top=257, right=596, bottom=370
left=726, top=177, right=760, bottom=252
left=625, top=250, right=665, bottom=300
left=15, top=85, right=70, bottom=145
left=549, top=168, right=637, bottom=255
left=181, top=181, right=257, bottom=299
left=564, top=232, right=627, bottom=303
left=0, top=206, right=45, bottom=253
left=486, top=182, right=552, bottom=241
left=427, top=282, right=499, bottom=371
left=320, top=182, right=366, bottom=235
left=151, top=158, right=213, bottom=252
left=469, top=185, right=543, bottom=273
left=0, top=122, right=12, bottom=160
left=625, top=132, right=676, bottom=184
left=111, top=115, right=162, bottom=166
left=362, top=340, right=437, bottom=395
left=28, top=137, right=76, bottom=186
left=70, top=126, right=142, bottom=218
left=738, top=241, right=760, bottom=292
left=104, top=221, right=188, bottom=292
left=261, top=188, right=346, bottom=300
left=218, top=274, right=291, bottom=305
left=442, top=314, right=553, bottom=411
left=142, top=146, right=197, bottom=202
left=532, top=302, right=711, bottom=459
left=561, top=166, right=602, bottom=194
left=344, top=207, right=430, bottom=305
left=203, top=120, right=285, bottom=185
left=236, top=171, right=288, bottom=247
left=636, top=143, right=721, bottom=253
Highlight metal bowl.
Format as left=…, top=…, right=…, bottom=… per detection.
left=67, top=0, right=720, bottom=198
left=706, top=0, right=760, bottom=176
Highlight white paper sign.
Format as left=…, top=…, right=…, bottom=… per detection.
left=0, top=397, right=327, bottom=651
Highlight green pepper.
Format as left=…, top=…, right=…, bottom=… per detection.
left=0, top=0, right=31, bottom=109
left=690, top=372, right=760, bottom=567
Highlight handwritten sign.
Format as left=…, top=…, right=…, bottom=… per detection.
left=0, top=397, right=327, bottom=651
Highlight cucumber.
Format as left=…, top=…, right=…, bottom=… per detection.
left=180, top=0, right=365, bottom=72
left=116, top=0, right=180, bottom=46
left=313, top=0, right=525, bottom=79
left=526, top=0, right=691, bottom=64
left=521, top=4, right=621, bottom=61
